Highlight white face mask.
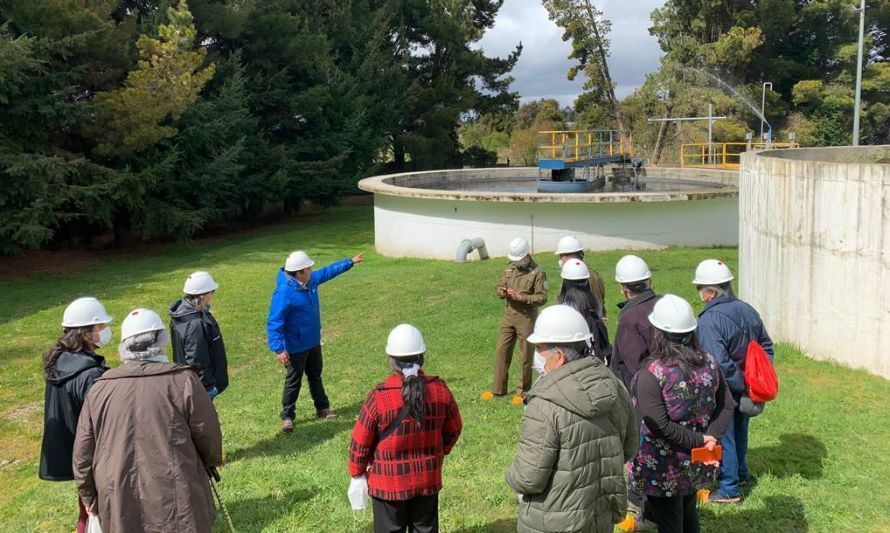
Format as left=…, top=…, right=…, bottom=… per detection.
left=348, top=475, right=370, bottom=520
left=533, top=351, right=547, bottom=376
left=96, top=326, right=112, bottom=347
left=558, top=258, right=566, bottom=268
left=698, top=289, right=708, bottom=302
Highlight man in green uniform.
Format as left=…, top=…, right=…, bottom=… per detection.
left=485, top=237, right=548, bottom=403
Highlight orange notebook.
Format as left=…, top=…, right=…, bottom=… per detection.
left=691, top=445, right=723, bottom=463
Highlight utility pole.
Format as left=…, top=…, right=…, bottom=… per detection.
left=853, top=0, right=866, bottom=146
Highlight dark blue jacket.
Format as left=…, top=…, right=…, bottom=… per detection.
left=697, top=294, right=774, bottom=396
left=266, top=259, right=353, bottom=354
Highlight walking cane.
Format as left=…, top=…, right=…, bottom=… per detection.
left=208, top=467, right=236, bottom=532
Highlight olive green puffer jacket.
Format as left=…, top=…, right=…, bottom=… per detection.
left=506, top=356, right=638, bottom=533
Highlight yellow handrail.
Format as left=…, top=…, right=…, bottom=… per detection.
left=680, top=142, right=800, bottom=169
left=537, top=129, right=629, bottom=163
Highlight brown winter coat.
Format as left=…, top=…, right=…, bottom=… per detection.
left=73, top=362, right=222, bottom=533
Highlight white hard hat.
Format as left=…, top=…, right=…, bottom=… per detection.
left=120, top=308, right=166, bottom=340
left=692, top=259, right=734, bottom=285
left=183, top=271, right=219, bottom=295
left=615, top=254, right=652, bottom=283
left=62, top=297, right=113, bottom=328
left=554, top=236, right=583, bottom=255
left=386, top=324, right=426, bottom=358
left=285, top=250, right=315, bottom=272
left=648, top=294, right=697, bottom=333
left=507, top=238, right=530, bottom=261
left=561, top=258, right=590, bottom=280
left=527, top=304, right=592, bottom=344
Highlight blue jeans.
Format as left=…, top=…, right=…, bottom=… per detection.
left=717, top=408, right=750, bottom=497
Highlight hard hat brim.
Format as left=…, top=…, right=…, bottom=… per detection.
left=507, top=252, right=528, bottom=261
left=554, top=247, right=583, bottom=255
left=527, top=332, right=592, bottom=344
left=647, top=314, right=697, bottom=333
left=285, top=260, right=315, bottom=271
left=61, top=314, right=113, bottom=328
left=615, top=274, right=652, bottom=283
left=386, top=348, right=426, bottom=358
left=184, top=280, right=220, bottom=295
left=122, top=325, right=165, bottom=339
left=691, top=275, right=734, bottom=285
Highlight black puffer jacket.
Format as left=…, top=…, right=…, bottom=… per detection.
left=39, top=350, right=108, bottom=481
left=169, top=299, right=228, bottom=394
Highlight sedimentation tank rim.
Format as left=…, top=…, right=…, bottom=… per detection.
left=752, top=145, right=890, bottom=165
left=358, top=167, right=738, bottom=204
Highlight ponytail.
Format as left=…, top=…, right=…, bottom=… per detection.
left=390, top=355, right=426, bottom=426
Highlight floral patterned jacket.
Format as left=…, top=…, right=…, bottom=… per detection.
left=628, top=354, right=730, bottom=497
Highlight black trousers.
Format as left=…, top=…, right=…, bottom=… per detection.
left=372, top=494, right=438, bottom=533
left=647, top=494, right=700, bottom=533
left=280, top=344, right=329, bottom=420
left=628, top=484, right=656, bottom=521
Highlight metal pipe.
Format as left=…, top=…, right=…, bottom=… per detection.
left=454, top=238, right=489, bottom=263
left=853, top=0, right=866, bottom=146
left=708, top=104, right=713, bottom=165
left=761, top=82, right=772, bottom=140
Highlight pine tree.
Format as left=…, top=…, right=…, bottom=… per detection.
left=92, top=0, right=215, bottom=156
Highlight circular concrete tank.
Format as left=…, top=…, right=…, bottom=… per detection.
left=357, top=167, right=738, bottom=260
left=739, top=146, right=890, bottom=379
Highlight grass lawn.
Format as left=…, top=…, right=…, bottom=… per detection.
left=1, top=203, right=889, bottom=532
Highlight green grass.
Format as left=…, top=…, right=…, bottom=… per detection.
left=1, top=204, right=889, bottom=532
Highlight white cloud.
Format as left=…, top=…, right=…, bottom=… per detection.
left=477, top=0, right=665, bottom=108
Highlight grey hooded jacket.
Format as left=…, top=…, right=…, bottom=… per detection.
left=507, top=356, right=638, bottom=533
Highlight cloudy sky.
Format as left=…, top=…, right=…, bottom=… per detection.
left=477, top=0, right=666, bottom=107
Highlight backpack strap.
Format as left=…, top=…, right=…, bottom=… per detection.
left=376, top=404, right=411, bottom=443
left=373, top=376, right=439, bottom=443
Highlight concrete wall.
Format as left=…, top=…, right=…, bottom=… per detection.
left=739, top=146, right=890, bottom=379
left=359, top=167, right=739, bottom=260
left=373, top=195, right=739, bottom=259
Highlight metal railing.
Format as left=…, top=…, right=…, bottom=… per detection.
left=537, top=129, right=630, bottom=162
left=680, top=142, right=800, bottom=169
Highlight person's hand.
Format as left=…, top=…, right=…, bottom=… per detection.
left=602, top=315, right=608, bottom=324
left=497, top=285, right=507, bottom=297
left=703, top=435, right=718, bottom=451
left=83, top=497, right=97, bottom=516
left=276, top=351, right=290, bottom=367
left=506, top=288, right=524, bottom=301
left=351, top=253, right=364, bottom=264
left=702, top=435, right=720, bottom=466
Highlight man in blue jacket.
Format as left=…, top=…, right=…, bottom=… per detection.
left=268, top=250, right=364, bottom=433
left=694, top=259, right=774, bottom=504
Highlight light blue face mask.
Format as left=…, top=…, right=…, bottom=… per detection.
left=96, top=326, right=112, bottom=347
left=533, top=351, right=547, bottom=376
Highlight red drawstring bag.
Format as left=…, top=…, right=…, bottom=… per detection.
left=745, top=340, right=779, bottom=402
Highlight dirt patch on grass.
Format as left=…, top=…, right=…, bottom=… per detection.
left=4, top=402, right=42, bottom=428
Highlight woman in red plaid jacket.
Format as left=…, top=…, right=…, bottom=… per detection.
left=348, top=324, right=462, bottom=533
